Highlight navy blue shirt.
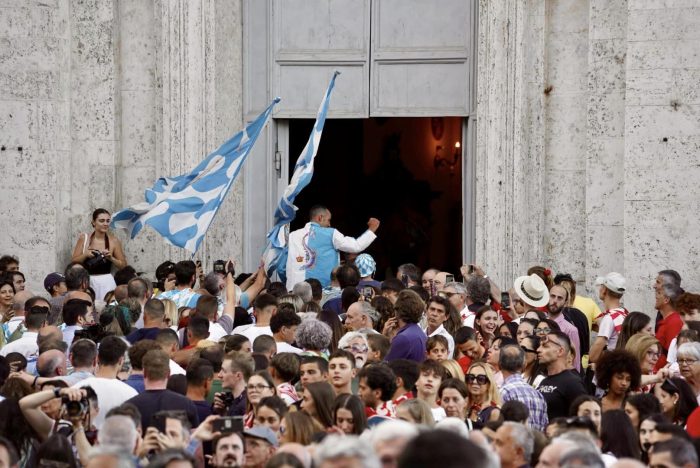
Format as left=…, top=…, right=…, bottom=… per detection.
left=385, top=323, right=427, bottom=363
left=125, top=374, right=145, bottom=393
left=126, top=327, right=161, bottom=345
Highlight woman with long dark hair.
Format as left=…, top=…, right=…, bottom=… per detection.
left=600, top=409, right=641, bottom=460
left=332, top=394, right=367, bottom=435
left=300, top=382, right=335, bottom=429
left=71, top=208, right=127, bottom=300
left=654, top=377, right=698, bottom=425
left=520, top=335, right=545, bottom=387
left=624, top=393, right=661, bottom=433
left=616, top=312, right=653, bottom=350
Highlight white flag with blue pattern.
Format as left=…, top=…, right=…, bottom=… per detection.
left=263, top=72, right=340, bottom=279
left=111, top=98, right=280, bottom=253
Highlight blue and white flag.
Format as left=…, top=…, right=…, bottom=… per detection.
left=263, top=72, right=340, bottom=279
left=111, top=98, right=280, bottom=253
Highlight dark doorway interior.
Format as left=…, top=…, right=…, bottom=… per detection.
left=288, top=117, right=463, bottom=280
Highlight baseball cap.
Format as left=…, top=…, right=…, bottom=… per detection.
left=355, top=254, right=376, bottom=278
left=243, top=426, right=278, bottom=447
left=595, top=272, right=626, bottom=294
left=44, top=273, right=65, bottom=293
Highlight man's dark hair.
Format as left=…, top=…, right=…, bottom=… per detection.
left=195, top=295, right=218, bottom=320
left=547, top=330, right=572, bottom=353
left=652, top=438, right=697, bottom=466
left=408, top=285, right=430, bottom=303
left=187, top=316, right=210, bottom=340
left=64, top=264, right=89, bottom=291
left=25, top=307, right=48, bottom=330
left=419, top=359, right=447, bottom=380
left=114, top=266, right=137, bottom=286
left=553, top=273, right=577, bottom=298
left=306, top=278, right=323, bottom=301
left=397, top=264, right=421, bottom=284
left=144, top=298, right=166, bottom=321
left=454, top=326, right=477, bottom=345
left=186, top=358, right=214, bottom=387
left=253, top=335, right=276, bottom=355
left=300, top=355, right=328, bottom=374
left=270, top=353, right=300, bottom=382
left=174, top=260, right=197, bottom=286
left=98, top=336, right=128, bottom=366
left=155, top=261, right=176, bottom=282
left=655, top=422, right=692, bottom=440
left=254, top=293, right=278, bottom=311
left=155, top=328, right=180, bottom=348
left=381, top=278, right=404, bottom=293
left=341, top=287, right=360, bottom=312
left=367, top=334, right=391, bottom=360
left=501, top=400, right=530, bottom=423
left=499, top=343, right=525, bottom=373
left=329, top=349, right=356, bottom=369
left=127, top=339, right=161, bottom=371
left=387, top=359, right=419, bottom=392
left=394, top=290, right=424, bottom=324
left=357, top=363, right=397, bottom=401
left=266, top=282, right=288, bottom=298
left=62, top=299, right=89, bottom=326
left=0, top=255, right=18, bottom=272
left=26, top=296, right=50, bottom=310
left=398, top=429, right=491, bottom=468
left=198, top=345, right=224, bottom=373
left=127, top=277, right=149, bottom=300
left=337, top=264, right=360, bottom=289
left=270, top=308, right=302, bottom=334
left=70, top=339, right=97, bottom=368
left=309, top=205, right=328, bottom=219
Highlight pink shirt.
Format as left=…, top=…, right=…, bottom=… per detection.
left=551, top=313, right=581, bottom=371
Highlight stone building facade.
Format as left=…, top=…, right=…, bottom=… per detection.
left=1, top=0, right=699, bottom=312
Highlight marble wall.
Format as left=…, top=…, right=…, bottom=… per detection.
left=477, top=0, right=700, bottom=312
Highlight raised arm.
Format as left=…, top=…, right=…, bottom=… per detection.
left=332, top=218, right=380, bottom=253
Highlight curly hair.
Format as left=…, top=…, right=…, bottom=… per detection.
left=673, top=292, right=700, bottom=316
left=295, top=318, right=332, bottom=352
left=465, top=276, right=490, bottom=304
left=394, top=290, right=425, bottom=324
left=595, top=349, right=641, bottom=391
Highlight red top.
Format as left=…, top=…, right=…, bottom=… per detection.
left=458, top=355, right=472, bottom=374
left=655, top=311, right=683, bottom=371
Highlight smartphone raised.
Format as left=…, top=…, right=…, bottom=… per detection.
left=445, top=274, right=455, bottom=284
left=213, top=416, right=244, bottom=434
left=501, top=292, right=511, bottom=309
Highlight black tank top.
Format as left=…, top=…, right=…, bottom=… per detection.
left=84, top=232, right=112, bottom=275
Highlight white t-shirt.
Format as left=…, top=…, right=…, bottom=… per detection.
left=208, top=322, right=228, bottom=342
left=6, top=317, right=24, bottom=335
left=170, top=359, right=186, bottom=376
left=73, top=377, right=138, bottom=429
left=275, top=341, right=302, bottom=354
left=597, top=315, right=619, bottom=349
left=239, top=326, right=272, bottom=343
left=0, top=331, right=38, bottom=359
left=431, top=406, right=447, bottom=422
left=423, top=324, right=455, bottom=359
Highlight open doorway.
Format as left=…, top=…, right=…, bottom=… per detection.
left=288, top=117, right=463, bottom=279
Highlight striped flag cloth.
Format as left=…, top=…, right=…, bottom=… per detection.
left=111, top=98, right=280, bottom=253
left=263, top=71, right=340, bottom=280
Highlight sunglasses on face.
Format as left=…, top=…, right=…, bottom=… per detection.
left=342, top=345, right=368, bottom=354
left=521, top=346, right=537, bottom=354
left=465, top=374, right=489, bottom=385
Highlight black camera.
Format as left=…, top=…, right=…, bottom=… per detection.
left=73, top=324, right=109, bottom=344
left=62, top=395, right=89, bottom=418
left=220, top=391, right=234, bottom=407
left=85, top=250, right=108, bottom=269
left=213, top=260, right=235, bottom=276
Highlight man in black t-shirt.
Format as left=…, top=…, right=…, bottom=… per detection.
left=125, top=349, right=199, bottom=432
left=536, top=330, right=586, bottom=421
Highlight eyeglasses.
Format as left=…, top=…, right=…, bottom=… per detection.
left=677, top=358, right=698, bottom=366
left=521, top=346, right=537, bottom=354
left=535, top=327, right=551, bottom=335
left=246, top=384, right=271, bottom=392
left=465, top=374, right=489, bottom=385
left=646, top=350, right=661, bottom=359
left=342, top=345, right=368, bottom=354
left=541, top=335, right=564, bottom=350
left=438, top=291, right=456, bottom=299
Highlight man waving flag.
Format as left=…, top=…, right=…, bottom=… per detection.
left=263, top=72, right=340, bottom=281
left=111, top=98, right=280, bottom=253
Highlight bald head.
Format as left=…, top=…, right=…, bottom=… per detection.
left=610, top=459, right=646, bottom=468
left=434, top=272, right=452, bottom=292
left=65, top=291, right=92, bottom=303
left=114, top=285, right=128, bottom=302
left=538, top=439, right=577, bottom=468
left=39, top=325, right=62, bottom=343
left=37, top=349, right=67, bottom=377
left=12, top=290, right=33, bottom=314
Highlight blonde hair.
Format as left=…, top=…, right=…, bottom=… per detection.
left=161, top=298, right=178, bottom=327
left=466, top=362, right=502, bottom=406
left=398, top=399, right=435, bottom=426
left=625, top=333, right=660, bottom=365
left=441, top=359, right=465, bottom=381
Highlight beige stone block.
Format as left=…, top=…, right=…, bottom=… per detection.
left=0, top=36, right=64, bottom=70
left=0, top=70, right=62, bottom=100
left=547, top=0, right=590, bottom=33
left=72, top=140, right=116, bottom=166
left=37, top=100, right=70, bottom=151
left=627, top=67, right=700, bottom=106
left=587, top=93, right=626, bottom=138
left=120, top=0, right=157, bottom=91
left=625, top=134, right=700, bottom=168
left=628, top=7, right=700, bottom=41
left=589, top=0, right=627, bottom=40
left=0, top=148, right=57, bottom=189
left=629, top=0, right=700, bottom=9
left=625, top=104, right=700, bottom=138
left=543, top=169, right=586, bottom=274
left=121, top=89, right=156, bottom=166
left=587, top=39, right=626, bottom=94
left=546, top=32, right=589, bottom=93
left=627, top=39, right=700, bottom=70
left=71, top=20, right=115, bottom=69
left=585, top=224, right=624, bottom=275
left=0, top=188, right=56, bottom=250
left=119, top=165, right=156, bottom=207
left=70, top=67, right=116, bottom=141
left=70, top=0, right=114, bottom=24
left=625, top=166, right=700, bottom=201
left=544, top=93, right=588, bottom=170
left=586, top=137, right=625, bottom=225
left=0, top=100, right=35, bottom=146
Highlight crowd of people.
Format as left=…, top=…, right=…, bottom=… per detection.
left=0, top=207, right=699, bottom=468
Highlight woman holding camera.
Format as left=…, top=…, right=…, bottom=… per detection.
left=71, top=208, right=127, bottom=301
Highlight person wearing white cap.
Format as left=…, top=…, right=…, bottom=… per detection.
left=589, top=272, right=629, bottom=364
left=513, top=274, right=549, bottom=312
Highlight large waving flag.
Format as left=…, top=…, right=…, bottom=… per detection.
left=111, top=98, right=280, bottom=253
left=263, top=72, right=340, bottom=280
